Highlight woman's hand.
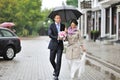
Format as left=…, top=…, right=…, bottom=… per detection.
left=65, top=28, right=68, bottom=33
left=81, top=45, right=86, bottom=52
left=83, top=48, right=86, bottom=52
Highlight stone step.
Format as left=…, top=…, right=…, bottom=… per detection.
left=86, top=54, right=120, bottom=80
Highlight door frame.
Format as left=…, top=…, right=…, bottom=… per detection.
left=117, top=8, right=120, bottom=40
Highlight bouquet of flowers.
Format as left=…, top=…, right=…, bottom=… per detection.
left=58, top=31, right=67, bottom=40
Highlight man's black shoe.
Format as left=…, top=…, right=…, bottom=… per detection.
left=54, top=76, right=59, bottom=80
left=53, top=71, right=56, bottom=76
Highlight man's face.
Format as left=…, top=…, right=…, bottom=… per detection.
left=54, top=15, right=61, bottom=23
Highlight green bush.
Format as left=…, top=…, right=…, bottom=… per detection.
left=91, top=30, right=99, bottom=34
left=91, top=30, right=100, bottom=41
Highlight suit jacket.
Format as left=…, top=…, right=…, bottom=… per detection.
left=48, top=23, right=65, bottom=50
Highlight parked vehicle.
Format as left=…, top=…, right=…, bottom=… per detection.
left=0, top=27, right=21, bottom=60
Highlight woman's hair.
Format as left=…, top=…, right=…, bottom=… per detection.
left=70, top=19, right=78, bottom=26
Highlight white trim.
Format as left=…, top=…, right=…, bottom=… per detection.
left=109, top=7, right=112, bottom=38
left=92, top=6, right=100, bottom=11
left=101, top=8, right=106, bottom=37
left=95, top=12, right=97, bottom=30
left=116, top=11, right=119, bottom=40
left=81, top=15, right=84, bottom=37
left=84, top=12, right=87, bottom=36
left=99, top=0, right=120, bottom=6
left=104, top=8, right=107, bottom=37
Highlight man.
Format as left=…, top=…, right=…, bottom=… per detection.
left=48, top=14, right=65, bottom=80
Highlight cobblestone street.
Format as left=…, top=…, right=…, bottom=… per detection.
left=0, top=36, right=110, bottom=80
left=1, top=0, right=120, bottom=80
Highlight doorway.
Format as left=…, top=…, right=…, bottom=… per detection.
left=118, top=12, right=120, bottom=40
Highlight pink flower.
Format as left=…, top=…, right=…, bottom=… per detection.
left=58, top=31, right=66, bottom=40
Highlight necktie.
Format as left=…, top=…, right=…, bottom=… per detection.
left=57, top=24, right=60, bottom=33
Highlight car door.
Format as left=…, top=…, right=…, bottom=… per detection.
left=0, top=29, right=16, bottom=53
left=0, top=29, right=4, bottom=54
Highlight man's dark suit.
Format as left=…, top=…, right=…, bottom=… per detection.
left=48, top=23, right=65, bottom=77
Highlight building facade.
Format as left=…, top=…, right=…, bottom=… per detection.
left=78, top=0, right=120, bottom=41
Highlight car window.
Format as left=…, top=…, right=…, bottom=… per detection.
left=1, top=29, right=15, bottom=37
left=0, top=32, right=2, bottom=37
left=0, top=30, right=3, bottom=37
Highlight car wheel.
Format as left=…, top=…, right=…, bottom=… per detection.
left=3, top=46, right=15, bottom=60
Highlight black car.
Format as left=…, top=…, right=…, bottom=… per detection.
left=0, top=28, right=21, bottom=60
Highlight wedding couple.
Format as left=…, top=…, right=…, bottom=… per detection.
left=48, top=14, right=86, bottom=80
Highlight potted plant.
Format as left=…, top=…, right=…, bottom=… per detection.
left=91, top=30, right=100, bottom=41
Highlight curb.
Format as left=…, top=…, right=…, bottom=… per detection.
left=86, top=53, right=120, bottom=80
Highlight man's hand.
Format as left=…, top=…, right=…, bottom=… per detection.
left=57, top=37, right=63, bottom=40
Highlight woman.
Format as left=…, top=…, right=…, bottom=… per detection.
left=65, top=19, right=86, bottom=79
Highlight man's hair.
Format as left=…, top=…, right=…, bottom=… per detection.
left=54, top=14, right=60, bottom=18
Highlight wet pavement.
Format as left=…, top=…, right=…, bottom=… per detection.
left=84, top=40, right=120, bottom=67
left=0, top=36, right=110, bottom=80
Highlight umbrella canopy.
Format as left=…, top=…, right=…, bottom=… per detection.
left=0, top=22, right=15, bottom=28
left=48, top=5, right=82, bottom=22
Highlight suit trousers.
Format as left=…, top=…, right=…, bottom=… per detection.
left=50, top=47, right=63, bottom=77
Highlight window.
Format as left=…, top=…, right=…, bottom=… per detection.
left=98, top=0, right=104, bottom=2
left=106, top=8, right=110, bottom=34
left=92, top=12, right=95, bottom=30
left=87, top=11, right=92, bottom=34
left=0, top=32, right=2, bottom=37
left=1, top=30, right=14, bottom=37
left=112, top=7, right=117, bottom=34
left=80, top=0, right=92, bottom=9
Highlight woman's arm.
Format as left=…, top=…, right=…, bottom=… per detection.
left=78, top=30, right=86, bottom=52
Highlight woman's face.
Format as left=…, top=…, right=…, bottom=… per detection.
left=71, top=22, right=76, bottom=28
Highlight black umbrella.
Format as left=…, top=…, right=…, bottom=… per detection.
left=48, top=5, right=82, bottom=22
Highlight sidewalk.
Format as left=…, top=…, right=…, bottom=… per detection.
left=84, top=40, right=120, bottom=68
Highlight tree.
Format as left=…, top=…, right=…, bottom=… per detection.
left=0, top=0, right=42, bottom=36
left=15, top=0, right=42, bottom=36
left=37, top=9, right=52, bottom=35
left=66, top=0, right=78, bottom=7
left=0, top=0, right=18, bottom=22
